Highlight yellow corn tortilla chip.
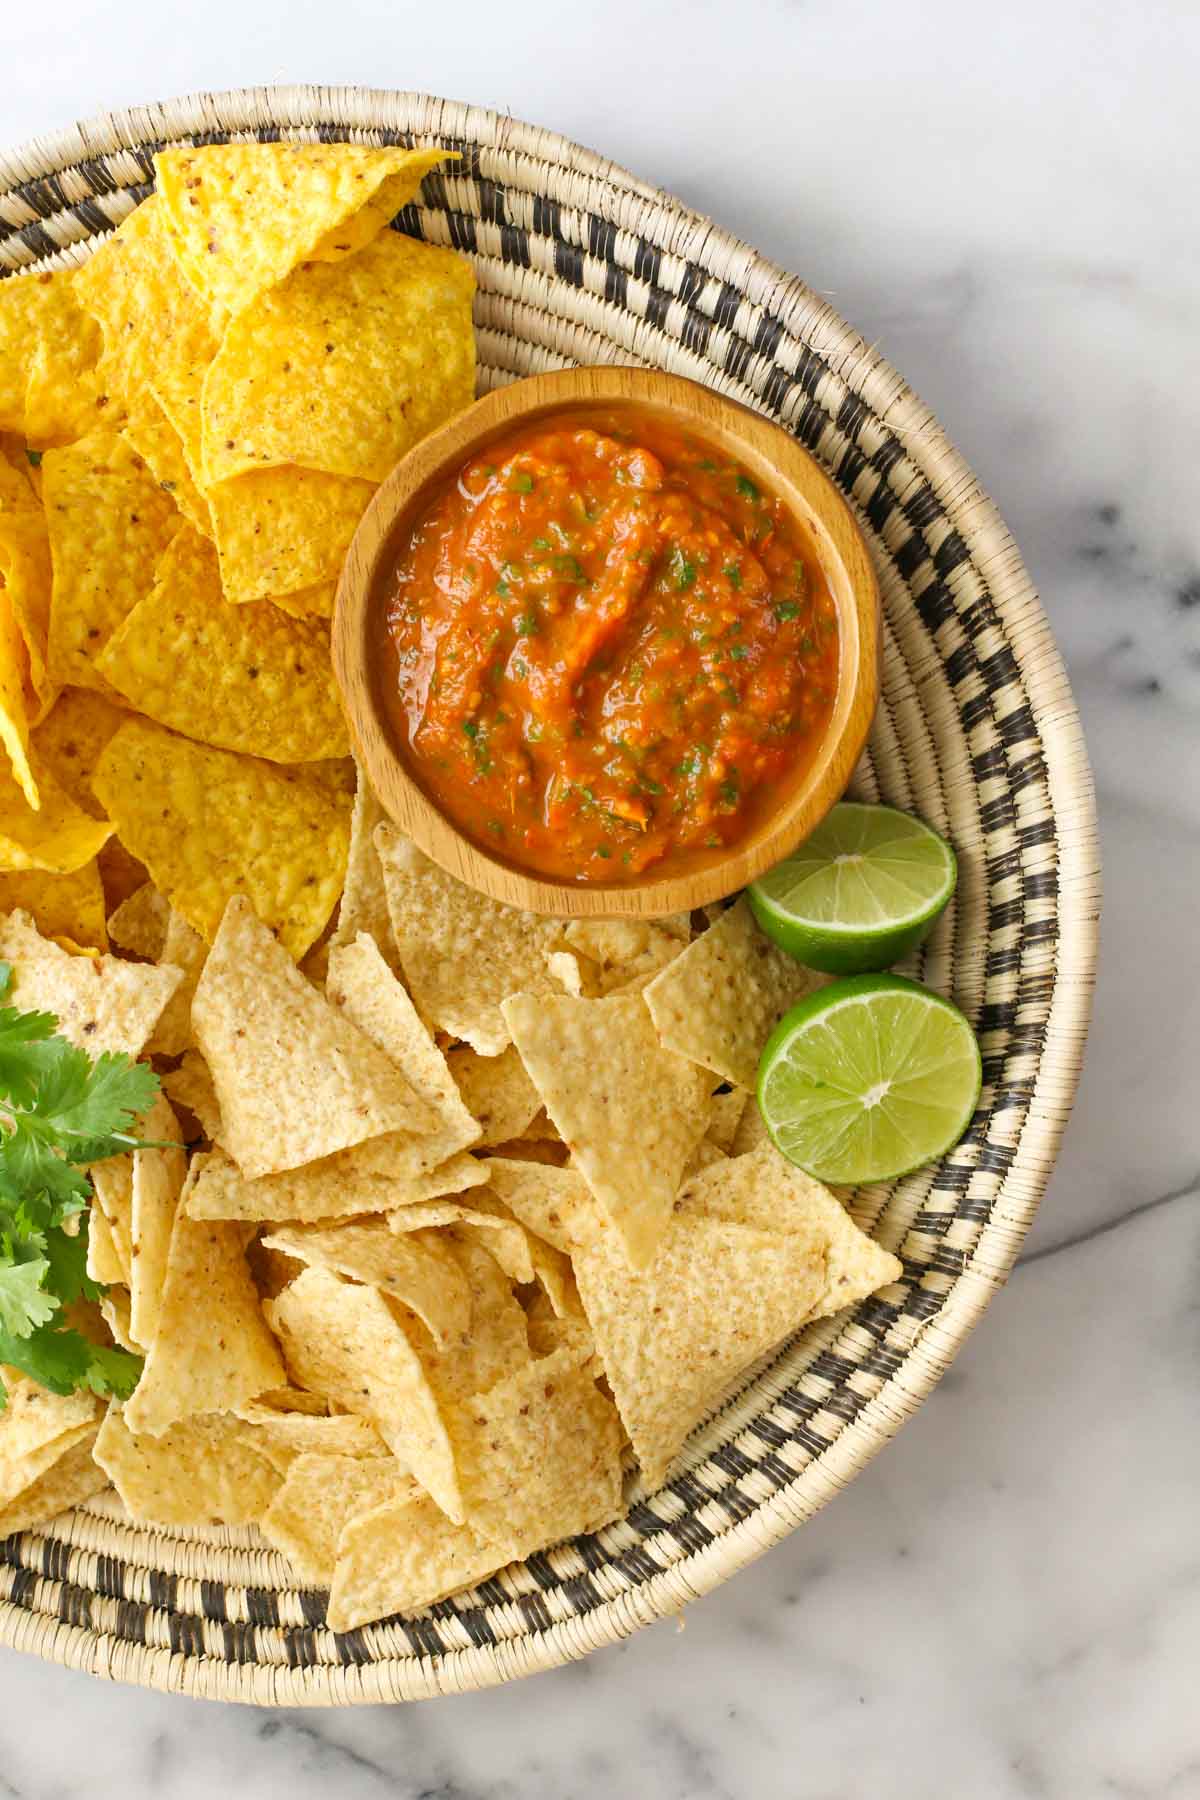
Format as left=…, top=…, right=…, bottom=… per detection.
left=43, top=432, right=182, bottom=693
left=128, top=1096, right=187, bottom=1351
left=30, top=687, right=124, bottom=818
left=450, top=1345, right=623, bottom=1552
left=644, top=896, right=826, bottom=1091
left=260, top=1453, right=406, bottom=1585
left=575, top=1152, right=901, bottom=1486
left=96, top=526, right=348, bottom=763
left=0, top=448, right=56, bottom=721
left=203, top=231, right=474, bottom=486
left=207, top=462, right=376, bottom=605
left=376, top=828, right=573, bottom=1054
left=0, top=749, right=112, bottom=875
left=161, top=1049, right=223, bottom=1142
left=86, top=1204, right=127, bottom=1288
left=325, top=932, right=480, bottom=1167
left=145, top=906, right=206, bottom=1059
left=708, top=1087, right=750, bottom=1153
left=0, top=267, right=103, bottom=442
left=0, top=910, right=181, bottom=1054
left=262, top=1220, right=470, bottom=1348
left=153, top=143, right=447, bottom=317
left=329, top=764, right=397, bottom=968
left=0, top=587, right=37, bottom=808
left=120, top=398, right=212, bottom=538
left=92, top=720, right=351, bottom=959
left=446, top=1044, right=543, bottom=1148
left=478, top=1160, right=599, bottom=1256
left=266, top=1265, right=462, bottom=1522
left=0, top=860, right=107, bottom=950
left=93, top=1404, right=282, bottom=1526
left=502, top=990, right=712, bottom=1271
left=0, top=1429, right=107, bottom=1537
left=191, top=899, right=436, bottom=1178
left=328, top=1486, right=509, bottom=1632
left=123, top=1198, right=285, bottom=1436
left=184, top=1142, right=487, bottom=1223
left=107, top=881, right=170, bottom=959
left=268, top=579, right=336, bottom=621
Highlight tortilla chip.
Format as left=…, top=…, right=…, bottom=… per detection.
left=524, top=1291, right=597, bottom=1367
left=0, top=860, right=107, bottom=950
left=107, top=881, right=170, bottom=959
left=207, top=462, right=376, bottom=605
left=153, top=142, right=447, bottom=316
left=0, top=911, right=181, bottom=1054
left=120, top=396, right=212, bottom=537
left=0, top=267, right=103, bottom=442
left=0, top=1372, right=98, bottom=1505
left=329, top=763, right=397, bottom=966
left=376, top=828, right=572, bottom=1054
left=191, top=899, right=435, bottom=1179
left=446, top=1044, right=543, bottom=1148
left=730, top=1094, right=773, bottom=1157
left=0, top=1429, right=107, bottom=1537
left=0, top=585, right=38, bottom=808
left=128, top=1096, right=187, bottom=1351
left=708, top=1087, right=750, bottom=1153
left=203, top=231, right=474, bottom=486
left=30, top=687, right=125, bottom=818
left=92, top=719, right=351, bottom=959
left=99, top=1284, right=140, bottom=1354
left=90, top=1155, right=134, bottom=1281
left=145, top=907, right=206, bottom=1058
left=93, top=1404, right=281, bottom=1526
left=0, top=746, right=113, bottom=875
left=266, top=1266, right=462, bottom=1521
left=451, top=1345, right=623, bottom=1551
left=562, top=918, right=685, bottom=997
left=184, top=1142, right=487, bottom=1224
left=502, top=991, right=711, bottom=1270
left=644, top=897, right=826, bottom=1090
left=96, top=526, right=348, bottom=763
left=385, top=1194, right=532, bottom=1285
left=0, top=448, right=55, bottom=720
left=411, top=1233, right=530, bottom=1409
left=262, top=1220, right=470, bottom=1348
left=328, top=1487, right=507, bottom=1631
left=123, top=1198, right=285, bottom=1436
left=161, top=1049, right=222, bottom=1142
left=478, top=1160, right=599, bottom=1256
left=43, top=432, right=182, bottom=693
left=86, top=1205, right=127, bottom=1288
left=260, top=1452, right=406, bottom=1584
left=234, top=1406, right=386, bottom=1467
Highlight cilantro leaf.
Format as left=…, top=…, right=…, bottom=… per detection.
left=0, top=1256, right=57, bottom=1337
left=0, top=1322, right=141, bottom=1401
left=41, top=1218, right=101, bottom=1310
left=0, top=1002, right=63, bottom=1105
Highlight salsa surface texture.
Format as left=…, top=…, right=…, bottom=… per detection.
left=377, top=408, right=839, bottom=883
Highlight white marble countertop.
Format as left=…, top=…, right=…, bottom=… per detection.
left=3, top=4, right=1197, bottom=1795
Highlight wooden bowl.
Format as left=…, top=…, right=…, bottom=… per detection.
left=333, top=365, right=880, bottom=917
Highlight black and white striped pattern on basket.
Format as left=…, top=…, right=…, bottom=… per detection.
left=0, top=88, right=1099, bottom=1705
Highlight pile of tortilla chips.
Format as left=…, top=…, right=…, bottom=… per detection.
left=0, top=760, right=902, bottom=1631
left=0, top=139, right=474, bottom=958
left=0, top=139, right=902, bottom=1635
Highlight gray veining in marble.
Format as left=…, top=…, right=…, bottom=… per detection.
left=2, top=3, right=1197, bottom=1795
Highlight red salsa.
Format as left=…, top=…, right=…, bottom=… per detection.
left=377, top=408, right=839, bottom=883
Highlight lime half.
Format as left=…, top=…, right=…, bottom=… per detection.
left=757, top=973, right=981, bottom=1184
left=748, top=803, right=957, bottom=975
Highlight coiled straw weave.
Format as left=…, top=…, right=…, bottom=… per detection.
left=0, top=87, right=1100, bottom=1704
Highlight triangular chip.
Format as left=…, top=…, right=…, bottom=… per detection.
left=446, top=1044, right=543, bottom=1148
left=0, top=753, right=112, bottom=876
left=0, top=1429, right=106, bottom=1537
left=89, top=1155, right=134, bottom=1280
left=153, top=143, right=447, bottom=317
left=93, top=1404, right=282, bottom=1526
left=328, top=1486, right=508, bottom=1632
left=123, top=1197, right=285, bottom=1436
left=574, top=1152, right=902, bottom=1486
left=202, top=231, right=474, bottom=485
left=0, top=860, right=107, bottom=951
left=260, top=1452, right=407, bottom=1584
left=30, top=687, right=124, bottom=818
left=0, top=911, right=180, bottom=1054
left=562, top=918, right=685, bottom=997
left=92, top=719, right=351, bottom=960
left=191, top=898, right=435, bottom=1178
left=707, top=1087, right=750, bottom=1153
left=0, top=447, right=56, bottom=720
left=160, top=1049, right=222, bottom=1142
left=386, top=1195, right=534, bottom=1286
left=261, top=1220, right=470, bottom=1348
left=0, top=1371, right=98, bottom=1506
left=207, top=462, right=376, bottom=605
left=266, top=1266, right=462, bottom=1522
left=376, top=828, right=571, bottom=1054
left=128, top=1095, right=188, bottom=1351
left=643, top=897, right=826, bottom=1090
left=477, top=1160, right=599, bottom=1256
left=0, top=267, right=103, bottom=443
left=96, top=527, right=348, bottom=763
left=329, top=763, right=399, bottom=970
left=183, top=1143, right=487, bottom=1223
left=86, top=1205, right=127, bottom=1288
left=43, top=432, right=182, bottom=692
left=107, top=881, right=171, bottom=959
left=145, top=906, right=207, bottom=1058
left=502, top=990, right=711, bottom=1270
left=120, top=398, right=212, bottom=538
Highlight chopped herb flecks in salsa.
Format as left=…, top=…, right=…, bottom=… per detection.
left=379, top=410, right=839, bottom=883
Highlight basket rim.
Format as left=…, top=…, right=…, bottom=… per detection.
left=0, top=83, right=1100, bottom=1706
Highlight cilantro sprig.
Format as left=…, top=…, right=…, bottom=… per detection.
left=0, top=962, right=160, bottom=1409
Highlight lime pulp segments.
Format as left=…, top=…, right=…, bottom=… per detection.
left=747, top=802, right=957, bottom=975
left=756, top=973, right=981, bottom=1185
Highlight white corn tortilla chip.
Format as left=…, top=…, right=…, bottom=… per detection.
left=260, top=1452, right=406, bottom=1585
left=0, top=910, right=181, bottom=1056
left=261, top=1219, right=471, bottom=1348
left=94, top=1404, right=282, bottom=1526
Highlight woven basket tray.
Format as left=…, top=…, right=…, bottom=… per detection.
left=0, top=86, right=1100, bottom=1705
